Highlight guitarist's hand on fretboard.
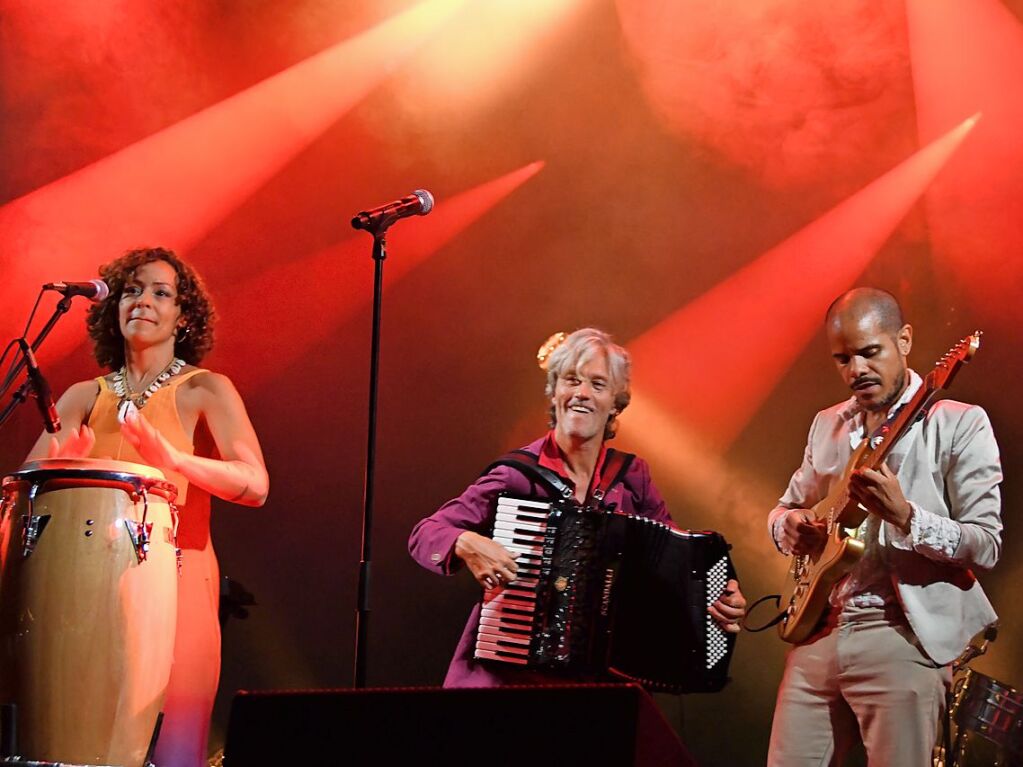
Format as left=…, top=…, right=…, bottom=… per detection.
left=777, top=509, right=828, bottom=556
left=848, top=464, right=913, bottom=534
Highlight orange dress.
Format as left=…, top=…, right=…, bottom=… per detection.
left=89, top=370, right=220, bottom=767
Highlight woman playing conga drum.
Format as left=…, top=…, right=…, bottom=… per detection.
left=25, top=246, right=269, bottom=767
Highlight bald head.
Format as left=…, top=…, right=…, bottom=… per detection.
left=825, top=288, right=912, bottom=413
left=825, top=288, right=904, bottom=336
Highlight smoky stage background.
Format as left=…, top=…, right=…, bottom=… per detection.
left=1, top=1, right=1020, bottom=763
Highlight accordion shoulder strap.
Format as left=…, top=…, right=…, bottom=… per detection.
left=481, top=449, right=574, bottom=500
left=593, top=449, right=635, bottom=501
left=481, top=447, right=636, bottom=503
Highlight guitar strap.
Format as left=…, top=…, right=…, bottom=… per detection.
left=482, top=447, right=636, bottom=506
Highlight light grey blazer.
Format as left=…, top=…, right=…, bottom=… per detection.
left=769, top=375, right=1002, bottom=665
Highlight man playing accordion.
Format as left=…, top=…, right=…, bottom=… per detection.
left=409, top=327, right=746, bottom=687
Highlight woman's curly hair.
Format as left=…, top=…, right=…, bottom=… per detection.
left=87, top=247, right=216, bottom=370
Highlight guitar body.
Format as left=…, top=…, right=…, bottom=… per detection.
left=777, top=445, right=869, bottom=643
left=778, top=528, right=865, bottom=643
left=775, top=331, right=982, bottom=644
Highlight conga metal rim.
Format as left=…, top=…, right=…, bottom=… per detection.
left=16, top=457, right=167, bottom=476
left=4, top=459, right=177, bottom=503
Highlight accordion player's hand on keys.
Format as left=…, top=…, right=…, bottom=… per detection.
left=455, top=530, right=519, bottom=589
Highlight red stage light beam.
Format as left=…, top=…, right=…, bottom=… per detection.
left=906, top=0, right=1023, bottom=314
left=615, top=395, right=784, bottom=552
left=0, top=0, right=466, bottom=353
left=215, top=161, right=546, bottom=383
left=391, top=0, right=588, bottom=120
left=626, top=115, right=979, bottom=452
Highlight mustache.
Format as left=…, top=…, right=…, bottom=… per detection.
left=851, top=376, right=882, bottom=390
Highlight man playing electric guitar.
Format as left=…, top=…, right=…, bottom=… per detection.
left=766, top=288, right=1002, bottom=766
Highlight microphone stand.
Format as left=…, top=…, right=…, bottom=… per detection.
left=0, top=295, right=74, bottom=433
left=0, top=378, right=38, bottom=433
left=349, top=192, right=433, bottom=688
left=352, top=225, right=389, bottom=689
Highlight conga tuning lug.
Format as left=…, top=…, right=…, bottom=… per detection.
left=21, top=514, right=50, bottom=557
left=124, top=520, right=154, bottom=564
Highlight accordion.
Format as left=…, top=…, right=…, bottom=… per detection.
left=474, top=496, right=737, bottom=693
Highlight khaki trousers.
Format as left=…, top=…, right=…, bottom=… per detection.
left=767, top=603, right=950, bottom=767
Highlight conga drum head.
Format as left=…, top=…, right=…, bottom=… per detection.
left=15, top=456, right=165, bottom=475
left=0, top=458, right=179, bottom=766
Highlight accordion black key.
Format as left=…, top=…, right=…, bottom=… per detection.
left=474, top=496, right=737, bottom=693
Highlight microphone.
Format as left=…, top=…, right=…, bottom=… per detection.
left=18, top=339, right=60, bottom=433
left=43, top=279, right=110, bottom=302
left=351, top=189, right=434, bottom=232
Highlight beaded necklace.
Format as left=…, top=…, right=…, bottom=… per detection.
left=112, top=357, right=185, bottom=411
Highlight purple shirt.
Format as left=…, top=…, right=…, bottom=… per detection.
left=408, top=436, right=672, bottom=687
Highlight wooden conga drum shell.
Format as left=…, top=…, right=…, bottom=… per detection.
left=0, top=459, right=178, bottom=767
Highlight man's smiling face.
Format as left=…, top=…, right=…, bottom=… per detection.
left=552, top=352, right=616, bottom=444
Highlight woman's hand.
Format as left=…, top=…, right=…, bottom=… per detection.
left=120, top=410, right=182, bottom=474
left=45, top=424, right=96, bottom=460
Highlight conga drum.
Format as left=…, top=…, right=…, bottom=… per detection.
left=0, top=458, right=179, bottom=766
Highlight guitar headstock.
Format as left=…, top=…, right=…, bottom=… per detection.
left=931, top=331, right=982, bottom=390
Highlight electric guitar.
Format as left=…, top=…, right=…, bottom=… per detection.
left=777, top=332, right=982, bottom=644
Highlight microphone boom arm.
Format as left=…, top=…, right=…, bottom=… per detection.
left=0, top=293, right=75, bottom=434
left=0, top=294, right=74, bottom=398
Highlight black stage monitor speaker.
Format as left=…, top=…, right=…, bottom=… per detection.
left=223, top=682, right=696, bottom=766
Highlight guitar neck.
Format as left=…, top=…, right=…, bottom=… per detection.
left=857, top=373, right=939, bottom=472
left=829, top=375, right=937, bottom=529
